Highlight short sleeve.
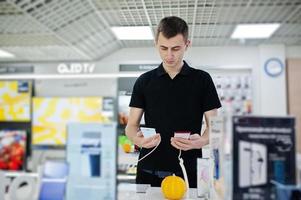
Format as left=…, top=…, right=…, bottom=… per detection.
left=129, top=76, right=145, bottom=109
left=202, top=73, right=221, bottom=112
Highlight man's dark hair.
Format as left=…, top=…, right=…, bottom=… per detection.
left=155, top=16, right=189, bottom=42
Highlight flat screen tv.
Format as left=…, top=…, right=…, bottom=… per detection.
left=32, top=97, right=114, bottom=146
left=0, top=81, right=31, bottom=122
left=0, top=130, right=27, bottom=171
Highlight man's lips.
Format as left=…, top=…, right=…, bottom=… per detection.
left=166, top=60, right=174, bottom=64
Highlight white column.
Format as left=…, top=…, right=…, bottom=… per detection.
left=258, top=45, right=287, bottom=115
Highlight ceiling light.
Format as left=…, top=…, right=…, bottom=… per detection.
left=231, top=24, right=280, bottom=39
left=111, top=26, right=153, bottom=40
left=0, top=49, right=15, bottom=58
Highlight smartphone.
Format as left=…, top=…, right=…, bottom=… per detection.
left=140, top=127, right=156, bottom=138
left=174, top=131, right=191, bottom=139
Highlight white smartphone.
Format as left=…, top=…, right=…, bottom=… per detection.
left=174, top=131, right=191, bottom=139
left=140, top=127, right=156, bottom=138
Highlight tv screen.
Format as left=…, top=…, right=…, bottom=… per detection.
left=0, top=130, right=27, bottom=170
left=0, top=81, right=31, bottom=122
left=32, top=97, right=114, bottom=146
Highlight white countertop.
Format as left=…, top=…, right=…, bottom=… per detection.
left=118, top=184, right=207, bottom=200
left=4, top=176, right=207, bottom=200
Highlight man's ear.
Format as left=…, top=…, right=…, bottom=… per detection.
left=185, top=40, right=191, bottom=49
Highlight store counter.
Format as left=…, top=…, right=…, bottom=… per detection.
left=2, top=172, right=206, bottom=200
left=118, top=183, right=206, bottom=200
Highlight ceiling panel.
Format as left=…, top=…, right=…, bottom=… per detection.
left=0, top=34, right=62, bottom=46
left=0, top=0, right=300, bottom=62
left=1, top=45, right=88, bottom=61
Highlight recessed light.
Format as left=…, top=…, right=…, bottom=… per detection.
left=231, top=24, right=280, bottom=39
left=111, top=26, right=153, bottom=40
left=0, top=49, right=15, bottom=58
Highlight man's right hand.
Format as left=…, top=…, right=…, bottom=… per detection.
left=135, top=131, right=161, bottom=149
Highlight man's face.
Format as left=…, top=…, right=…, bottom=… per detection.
left=156, top=33, right=190, bottom=69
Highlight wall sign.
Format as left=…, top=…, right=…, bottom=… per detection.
left=57, top=63, right=95, bottom=74
left=264, top=58, right=284, bottom=77
left=119, top=64, right=158, bottom=72
left=0, top=66, right=33, bottom=74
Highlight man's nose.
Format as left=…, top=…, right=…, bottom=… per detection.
left=166, top=49, right=173, bottom=58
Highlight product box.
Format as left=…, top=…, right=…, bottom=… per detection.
left=208, top=116, right=225, bottom=200
left=66, top=123, right=116, bottom=200
left=197, top=158, right=210, bottom=198
left=233, top=116, right=296, bottom=200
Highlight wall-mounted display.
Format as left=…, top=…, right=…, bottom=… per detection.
left=0, top=81, right=31, bottom=121
left=0, top=130, right=27, bottom=171
left=213, top=74, right=252, bottom=115
left=32, top=97, right=114, bottom=146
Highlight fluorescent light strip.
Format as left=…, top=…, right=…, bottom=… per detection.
left=0, top=49, right=15, bottom=58
left=231, top=23, right=280, bottom=39
left=0, top=73, right=143, bottom=80
left=111, top=26, right=153, bottom=40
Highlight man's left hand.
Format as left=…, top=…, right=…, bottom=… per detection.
left=170, top=133, right=208, bottom=151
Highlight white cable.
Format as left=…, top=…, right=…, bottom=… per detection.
left=129, top=141, right=191, bottom=199
left=131, top=137, right=190, bottom=199
left=178, top=149, right=190, bottom=198
left=127, top=138, right=160, bottom=173
left=137, top=140, right=160, bottom=162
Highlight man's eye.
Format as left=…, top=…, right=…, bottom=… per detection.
left=161, top=48, right=167, bottom=50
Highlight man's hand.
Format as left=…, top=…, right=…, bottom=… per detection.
left=134, top=131, right=161, bottom=149
left=170, top=133, right=208, bottom=151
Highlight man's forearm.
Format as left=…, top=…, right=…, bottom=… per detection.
left=200, top=128, right=209, bottom=146
left=125, top=125, right=140, bottom=145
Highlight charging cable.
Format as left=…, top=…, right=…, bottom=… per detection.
left=128, top=138, right=191, bottom=199
left=138, top=138, right=160, bottom=162
left=178, top=149, right=190, bottom=198
left=126, top=138, right=160, bottom=175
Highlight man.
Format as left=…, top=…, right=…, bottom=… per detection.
left=125, top=16, right=221, bottom=188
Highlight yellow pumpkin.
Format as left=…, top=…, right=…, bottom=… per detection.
left=161, top=174, right=186, bottom=200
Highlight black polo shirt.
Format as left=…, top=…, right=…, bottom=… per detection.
left=129, top=60, right=221, bottom=174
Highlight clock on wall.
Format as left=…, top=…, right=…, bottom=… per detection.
left=264, top=58, right=284, bottom=77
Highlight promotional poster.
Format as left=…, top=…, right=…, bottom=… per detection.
left=233, top=116, right=296, bottom=200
